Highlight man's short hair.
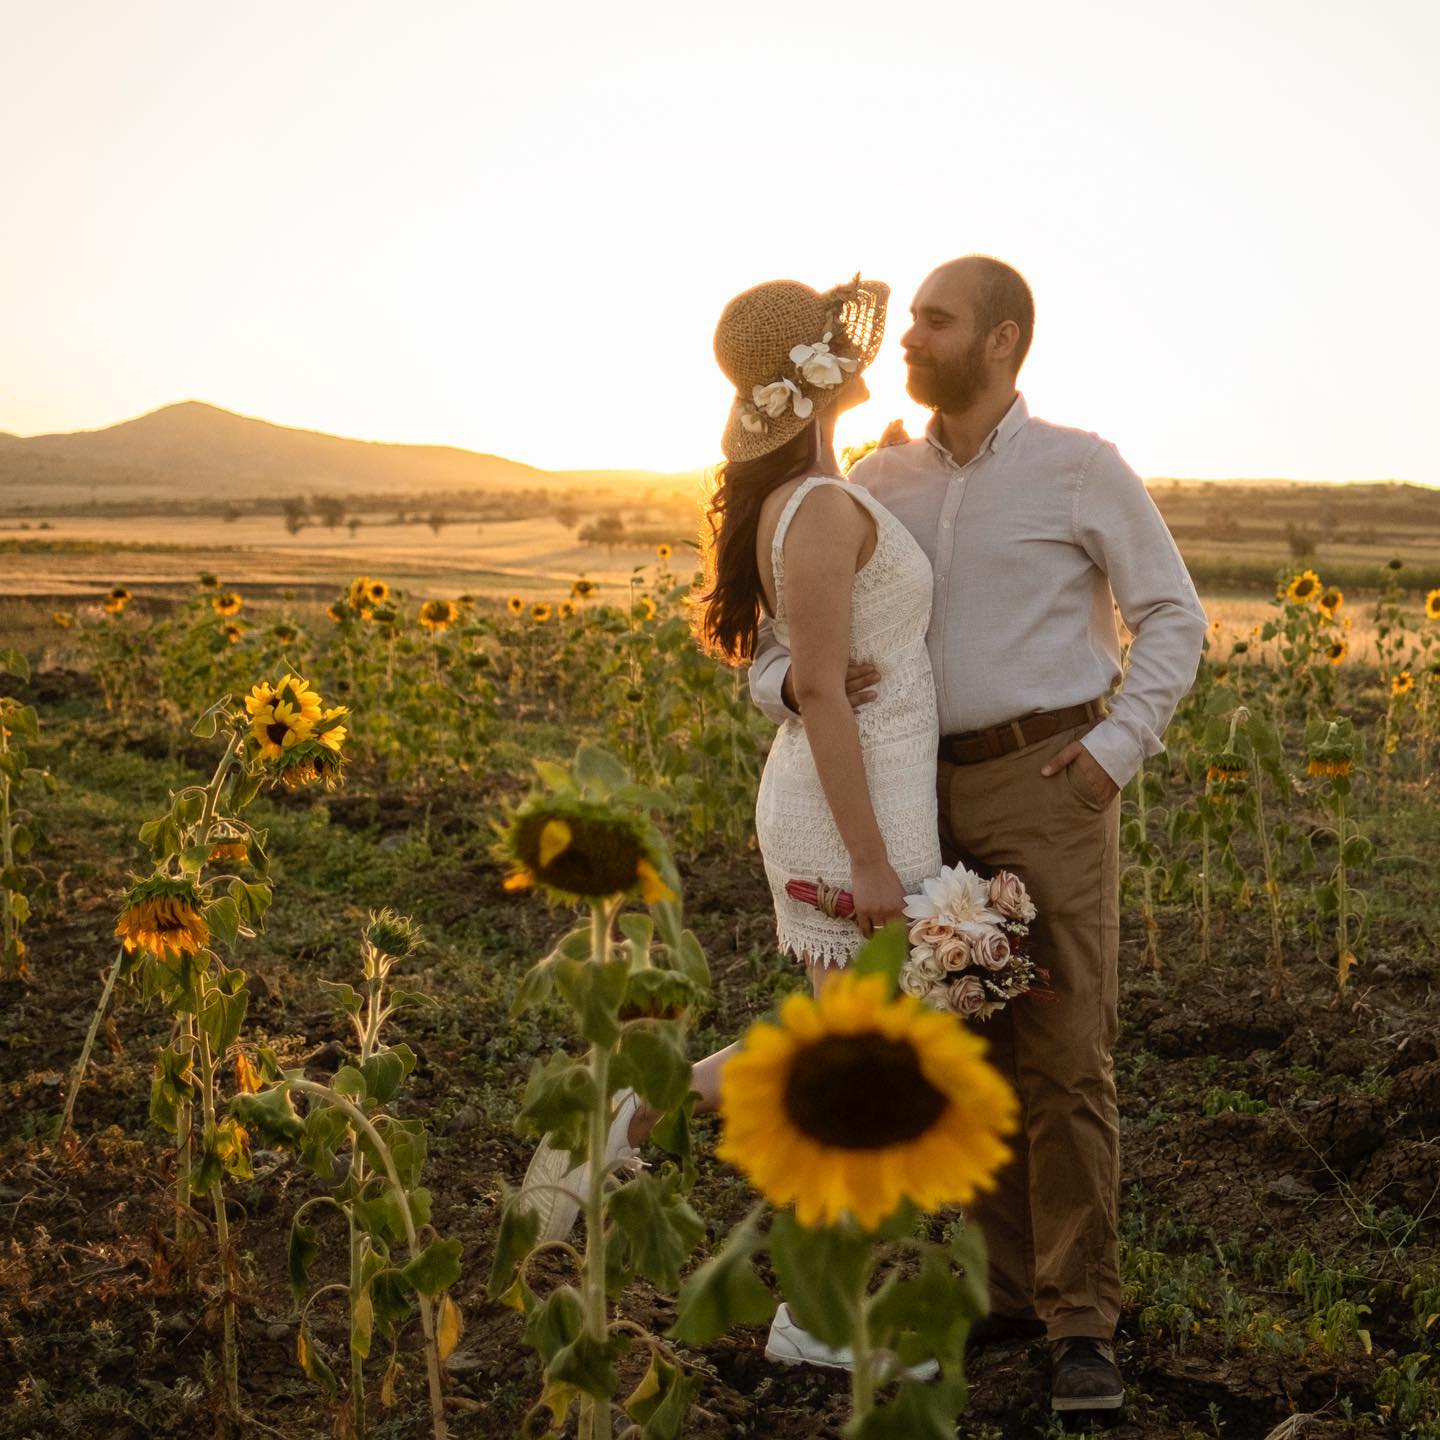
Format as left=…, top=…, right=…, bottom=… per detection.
left=961, top=255, right=1035, bottom=371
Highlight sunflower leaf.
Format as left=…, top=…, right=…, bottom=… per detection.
left=613, top=1025, right=691, bottom=1112
left=668, top=1207, right=775, bottom=1345
left=553, top=955, right=630, bottom=1048
left=622, top=1349, right=701, bottom=1440
left=850, top=920, right=908, bottom=994
left=486, top=1192, right=542, bottom=1301
left=522, top=1284, right=584, bottom=1365
left=606, top=1170, right=706, bottom=1292
left=768, top=1212, right=873, bottom=1349
left=850, top=1374, right=970, bottom=1440
left=945, top=1220, right=990, bottom=1321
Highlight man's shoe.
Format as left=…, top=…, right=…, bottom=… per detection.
left=966, top=1311, right=1047, bottom=1352
left=764, top=1304, right=940, bottom=1383
left=516, top=1089, right=643, bottom=1242
left=1050, top=1337, right=1124, bottom=1412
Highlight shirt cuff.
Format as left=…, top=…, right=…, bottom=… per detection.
left=750, top=657, right=799, bottom=727
left=1079, top=720, right=1145, bottom=790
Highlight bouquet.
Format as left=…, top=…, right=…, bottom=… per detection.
left=785, top=861, right=1050, bottom=1021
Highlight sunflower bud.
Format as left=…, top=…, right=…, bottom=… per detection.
left=364, top=907, right=423, bottom=958
left=1204, top=751, right=1249, bottom=794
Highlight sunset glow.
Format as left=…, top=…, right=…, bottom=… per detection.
left=1, top=0, right=1436, bottom=482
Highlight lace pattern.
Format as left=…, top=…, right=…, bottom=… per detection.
left=755, top=475, right=942, bottom=968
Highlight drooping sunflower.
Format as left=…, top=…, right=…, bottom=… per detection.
left=114, top=875, right=210, bottom=961
left=1205, top=751, right=1248, bottom=793
left=1318, top=587, right=1344, bottom=616
left=212, top=592, right=244, bottom=617
left=1426, top=589, right=1440, bottom=622
left=531, top=603, right=553, bottom=623
left=208, top=839, right=249, bottom=863
left=1324, top=639, right=1348, bottom=666
left=419, top=598, right=459, bottom=631
left=656, top=544, right=673, bottom=561
left=219, top=623, right=244, bottom=645
left=1392, top=671, right=1415, bottom=696
left=273, top=739, right=345, bottom=791
left=717, top=972, right=1018, bottom=1230
left=506, top=595, right=524, bottom=615
left=1307, top=727, right=1355, bottom=779
left=501, top=799, right=676, bottom=904
left=1286, top=570, right=1322, bottom=603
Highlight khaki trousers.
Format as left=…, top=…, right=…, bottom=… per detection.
left=937, top=720, right=1121, bottom=1342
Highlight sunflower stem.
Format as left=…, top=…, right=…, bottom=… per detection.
left=578, top=898, right=616, bottom=1440
left=58, top=944, right=127, bottom=1137
left=198, top=1025, right=240, bottom=1415
left=849, top=1276, right=876, bottom=1423
left=176, top=1010, right=195, bottom=1243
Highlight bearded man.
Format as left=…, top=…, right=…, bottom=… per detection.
left=748, top=255, right=1207, bottom=1415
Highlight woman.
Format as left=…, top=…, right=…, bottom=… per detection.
left=520, top=275, right=941, bottom=1371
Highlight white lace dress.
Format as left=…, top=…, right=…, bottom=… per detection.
left=755, top=474, right=942, bottom=968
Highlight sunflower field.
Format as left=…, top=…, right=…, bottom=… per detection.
left=2, top=553, right=1440, bottom=1440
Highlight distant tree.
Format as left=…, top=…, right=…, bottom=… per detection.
left=579, top=513, right=628, bottom=553
left=281, top=497, right=308, bottom=535
left=313, top=496, right=347, bottom=529
left=426, top=511, right=447, bottom=535
left=1286, top=522, right=1318, bottom=559
left=347, top=517, right=362, bottom=538
left=221, top=504, right=243, bottom=523
left=551, top=502, right=580, bottom=528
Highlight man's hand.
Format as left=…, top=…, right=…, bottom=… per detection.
left=782, top=662, right=880, bottom=716
left=1040, top=741, right=1119, bottom=805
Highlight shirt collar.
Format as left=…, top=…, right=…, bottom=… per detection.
left=924, top=392, right=1030, bottom=464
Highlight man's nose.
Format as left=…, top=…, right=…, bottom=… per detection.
left=899, top=322, right=921, bottom=353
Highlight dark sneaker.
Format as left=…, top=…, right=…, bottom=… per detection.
left=1050, top=1337, right=1124, bottom=1413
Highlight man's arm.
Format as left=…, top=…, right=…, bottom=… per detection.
left=749, top=616, right=799, bottom=726
left=1066, top=440, right=1208, bottom=790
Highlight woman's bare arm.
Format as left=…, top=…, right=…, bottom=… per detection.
left=782, top=486, right=905, bottom=936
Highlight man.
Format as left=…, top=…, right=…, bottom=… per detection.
left=748, top=255, right=1207, bottom=1415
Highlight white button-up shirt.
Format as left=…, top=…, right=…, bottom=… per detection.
left=748, top=394, right=1208, bottom=787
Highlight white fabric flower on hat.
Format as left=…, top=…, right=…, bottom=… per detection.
left=790, top=331, right=859, bottom=388
left=740, top=407, right=768, bottom=434
left=752, top=378, right=813, bottom=420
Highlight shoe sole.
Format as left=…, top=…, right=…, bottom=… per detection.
left=1051, top=1394, right=1125, bottom=1412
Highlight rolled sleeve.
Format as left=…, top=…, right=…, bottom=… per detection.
left=1075, top=442, right=1208, bottom=788
left=748, top=617, right=798, bottom=727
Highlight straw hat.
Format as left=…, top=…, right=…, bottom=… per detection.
left=714, top=275, right=889, bottom=462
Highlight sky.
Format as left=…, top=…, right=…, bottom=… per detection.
left=2, top=0, right=1438, bottom=483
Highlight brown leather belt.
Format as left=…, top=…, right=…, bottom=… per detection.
left=941, top=699, right=1105, bottom=766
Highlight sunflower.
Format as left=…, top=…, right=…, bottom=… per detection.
left=315, top=705, right=348, bottom=752
left=502, top=800, right=676, bottom=903
left=1392, top=671, right=1415, bottom=696
left=419, top=598, right=459, bottom=631
left=346, top=577, right=373, bottom=609
left=1286, top=570, right=1321, bottom=603
left=273, top=740, right=345, bottom=791
left=212, top=592, right=243, bottom=617
left=326, top=602, right=346, bottom=623
left=507, top=595, right=524, bottom=615
left=219, top=623, right=244, bottom=645
left=571, top=578, right=598, bottom=600
left=1307, top=755, right=1353, bottom=778
left=272, top=622, right=299, bottom=643
left=101, top=597, right=128, bottom=615
left=1324, top=639, right=1348, bottom=666
left=109, top=586, right=131, bottom=603
left=634, top=596, right=657, bottom=621
left=367, top=580, right=389, bottom=605
left=717, top=972, right=1017, bottom=1230
left=247, top=675, right=325, bottom=759
left=1318, top=587, right=1344, bottom=615
left=208, top=840, right=249, bottom=863
left=52, top=611, right=74, bottom=629
left=558, top=600, right=576, bottom=619
left=1426, top=589, right=1440, bottom=622
left=531, top=603, right=553, bottom=623
left=1205, top=751, right=1248, bottom=793
left=198, top=572, right=220, bottom=588
left=656, top=544, right=672, bottom=561
left=114, top=876, right=210, bottom=961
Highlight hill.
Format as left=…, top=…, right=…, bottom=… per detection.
left=0, top=401, right=693, bottom=510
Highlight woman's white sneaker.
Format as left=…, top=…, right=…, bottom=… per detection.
left=517, top=1089, right=643, bottom=1242
left=764, top=1303, right=939, bottom=1382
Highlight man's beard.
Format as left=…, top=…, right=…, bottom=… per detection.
left=906, top=333, right=988, bottom=411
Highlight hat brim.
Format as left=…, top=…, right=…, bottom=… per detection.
left=720, top=279, right=890, bottom=463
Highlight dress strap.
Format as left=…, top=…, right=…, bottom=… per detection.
left=770, top=475, right=880, bottom=602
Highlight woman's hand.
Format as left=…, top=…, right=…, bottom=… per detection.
left=850, top=858, right=907, bottom=939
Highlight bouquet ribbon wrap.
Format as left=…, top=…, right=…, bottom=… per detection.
left=784, top=879, right=855, bottom=918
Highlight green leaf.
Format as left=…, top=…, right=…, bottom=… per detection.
left=296, top=1324, right=337, bottom=1395
left=203, top=895, right=242, bottom=948
left=613, top=1026, right=692, bottom=1112
left=850, top=921, right=908, bottom=993
left=401, top=1238, right=462, bottom=1297
left=523, top=1284, right=584, bottom=1365
left=298, top=1100, right=349, bottom=1178
left=867, top=1244, right=977, bottom=1370
left=191, top=698, right=226, bottom=738
left=547, top=1329, right=628, bottom=1401
left=947, top=1220, right=990, bottom=1320
left=516, top=1052, right=597, bottom=1163
left=1341, top=835, right=1374, bottom=868
left=149, top=1044, right=200, bottom=1135
left=851, top=1375, right=970, bottom=1440
left=362, top=1044, right=416, bottom=1105
left=485, top=1192, right=541, bottom=1301
left=669, top=1207, right=775, bottom=1344
left=768, top=1211, right=873, bottom=1349
left=573, top=744, right=629, bottom=798
left=351, top=1290, right=375, bottom=1360
left=289, top=1218, right=321, bottom=1302
left=607, top=1170, right=706, bottom=1291
left=230, top=1084, right=304, bottom=1147
left=0, top=648, right=31, bottom=682
left=554, top=955, right=631, bottom=1047
left=197, top=967, right=248, bottom=1055
left=318, top=979, right=364, bottom=1017
left=622, top=1350, right=701, bottom=1440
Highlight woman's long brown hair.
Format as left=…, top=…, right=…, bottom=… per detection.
left=694, top=424, right=819, bottom=664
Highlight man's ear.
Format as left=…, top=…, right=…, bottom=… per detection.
left=990, top=320, right=1020, bottom=365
